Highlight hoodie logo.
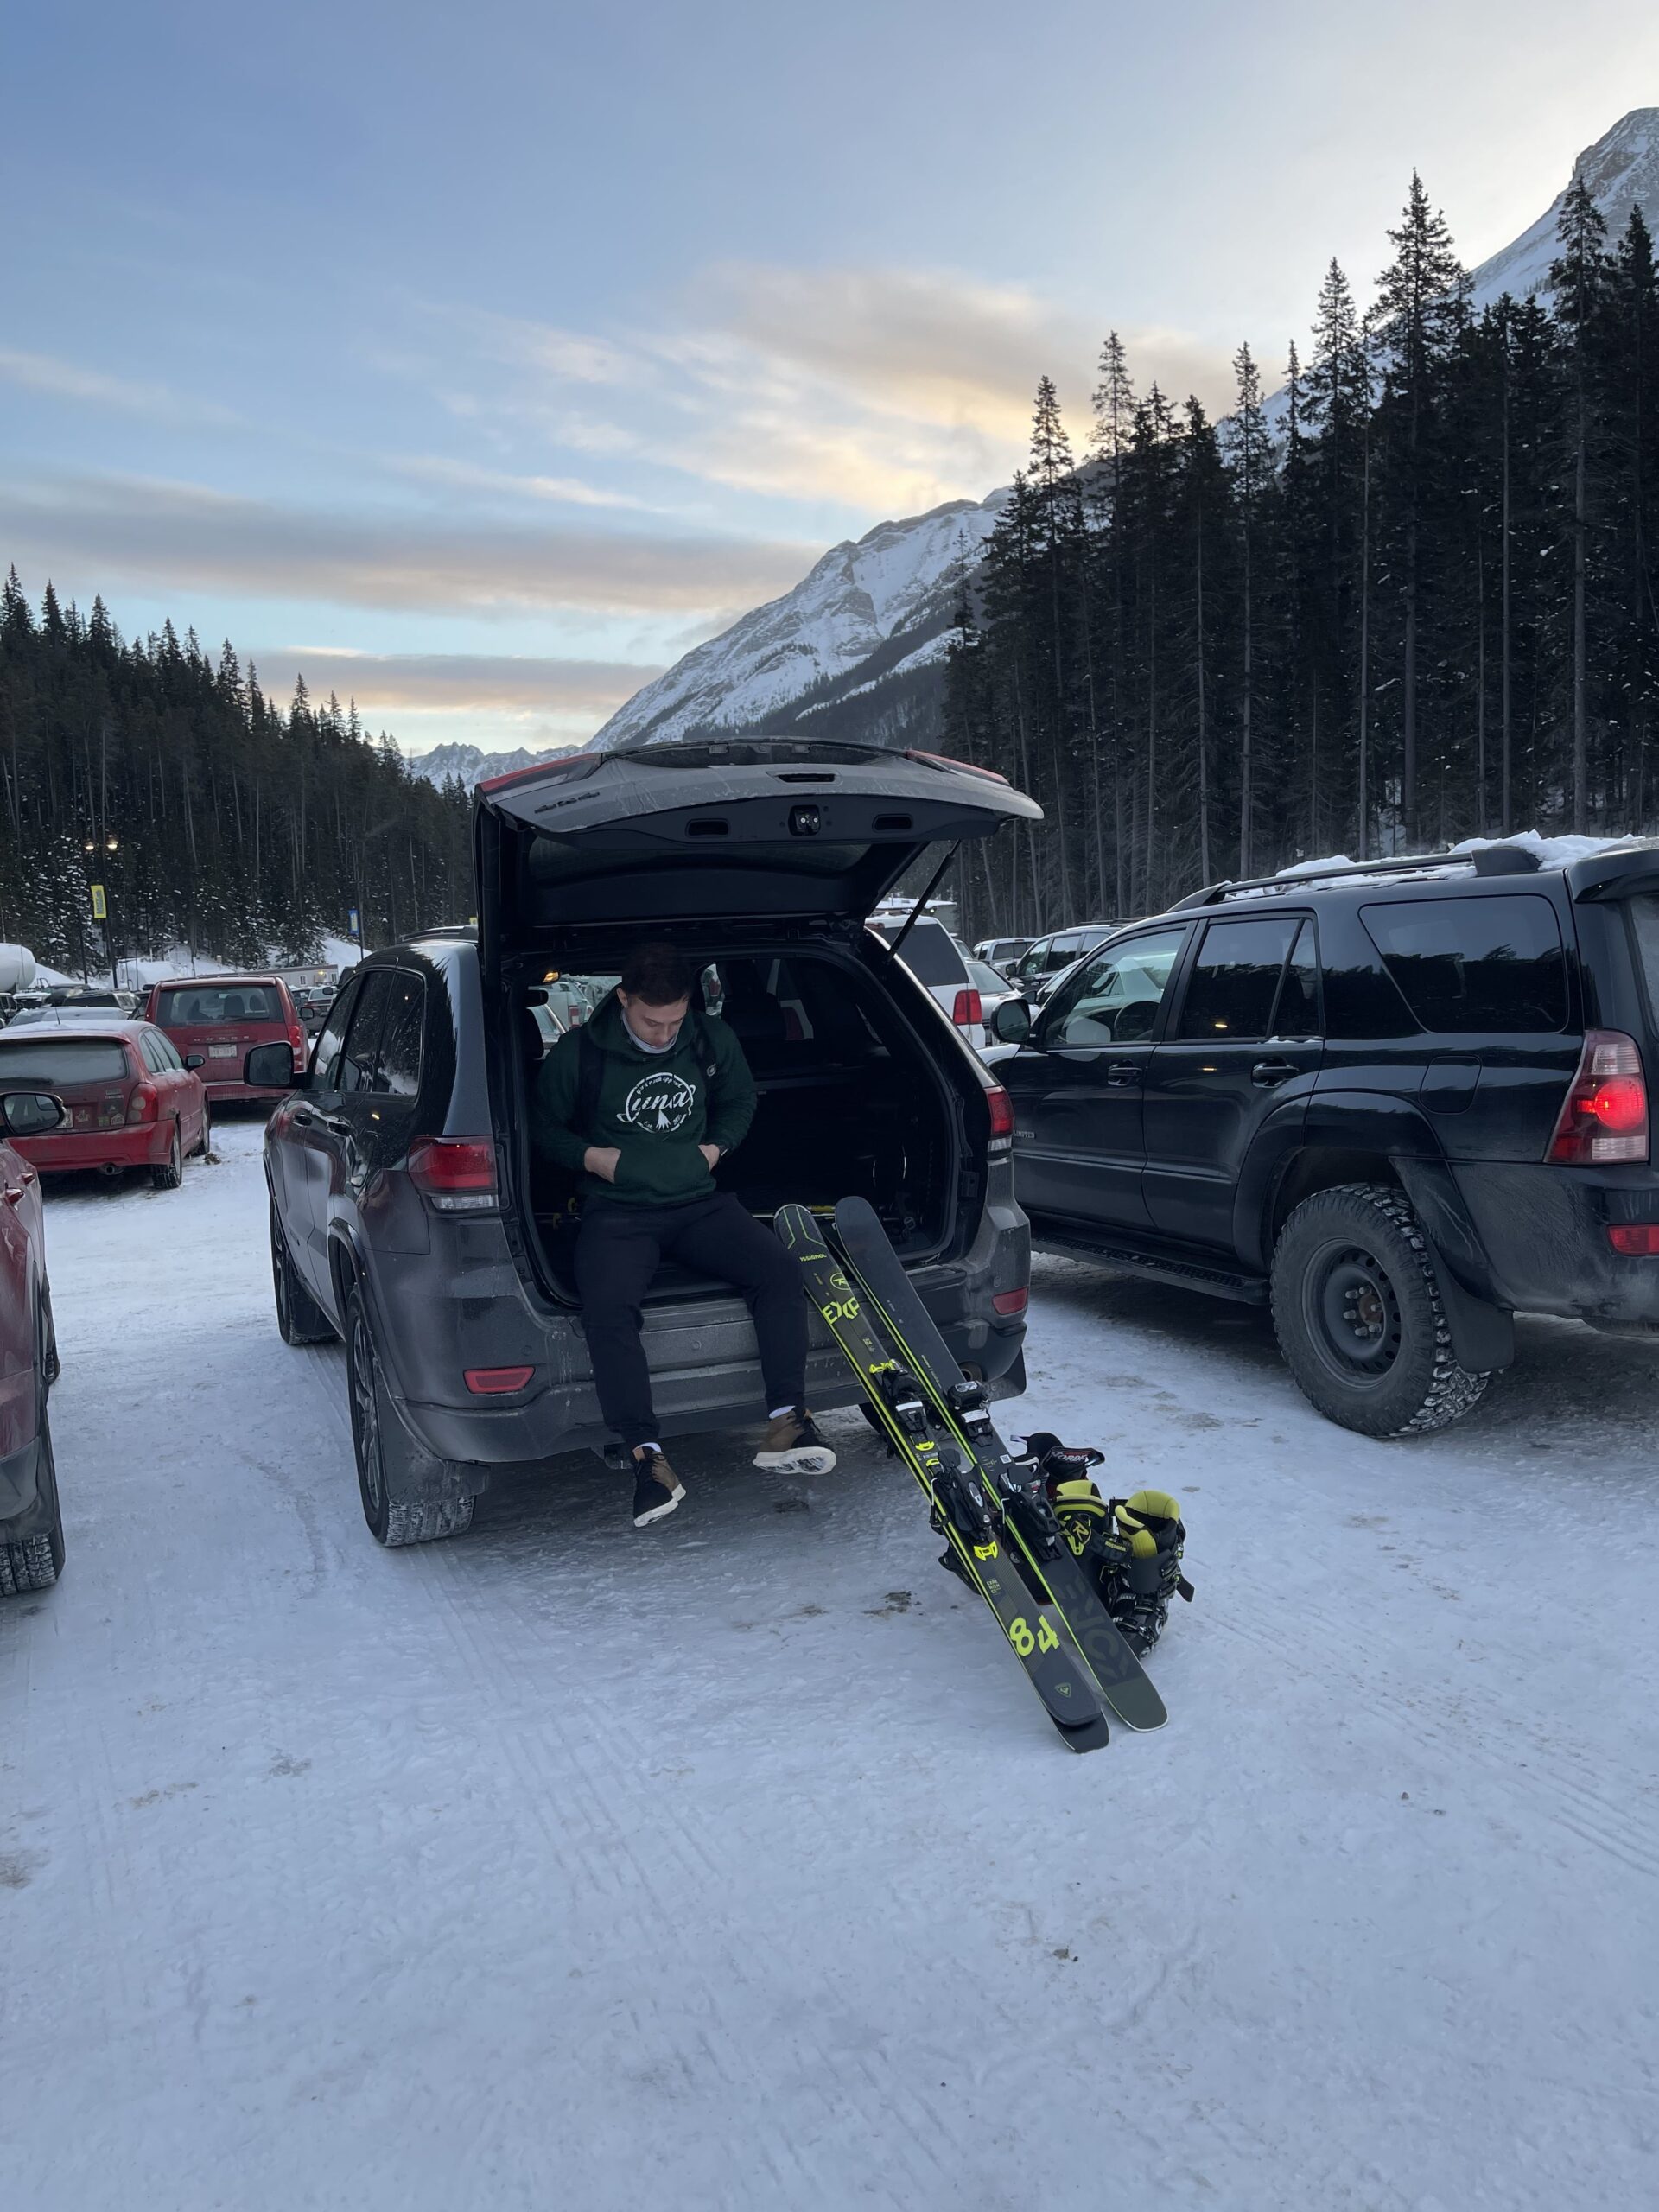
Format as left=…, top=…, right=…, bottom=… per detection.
left=620, top=1071, right=696, bottom=1133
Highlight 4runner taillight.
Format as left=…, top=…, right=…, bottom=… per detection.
left=951, top=988, right=982, bottom=1028
left=1547, top=1031, right=1649, bottom=1165
left=407, top=1135, right=498, bottom=1211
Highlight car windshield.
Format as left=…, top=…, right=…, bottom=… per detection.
left=0, top=1038, right=130, bottom=1084
left=968, top=959, right=1008, bottom=991
left=156, top=984, right=285, bottom=1026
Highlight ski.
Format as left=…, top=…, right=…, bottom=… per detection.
left=831, top=1196, right=1167, bottom=1732
left=773, top=1204, right=1110, bottom=1754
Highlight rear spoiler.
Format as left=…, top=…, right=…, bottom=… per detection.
left=1567, top=849, right=1659, bottom=902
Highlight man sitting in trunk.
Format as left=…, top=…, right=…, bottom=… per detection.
left=533, top=940, right=836, bottom=1527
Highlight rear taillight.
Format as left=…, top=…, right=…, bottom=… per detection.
left=1547, top=1031, right=1649, bottom=1164
left=407, top=1135, right=498, bottom=1211
left=288, top=1022, right=307, bottom=1072
left=126, top=1082, right=158, bottom=1125
left=985, top=1084, right=1015, bottom=1152
left=951, top=988, right=982, bottom=1028
left=1608, top=1223, right=1659, bottom=1255
left=992, top=1287, right=1028, bottom=1315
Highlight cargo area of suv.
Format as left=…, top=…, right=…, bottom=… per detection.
left=505, top=938, right=961, bottom=1306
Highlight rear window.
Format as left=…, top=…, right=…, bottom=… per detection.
left=1359, top=895, right=1568, bottom=1033
left=874, top=920, right=968, bottom=987
left=0, top=1039, right=130, bottom=1084
left=155, top=983, right=285, bottom=1026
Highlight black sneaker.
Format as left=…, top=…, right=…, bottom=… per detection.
left=632, top=1450, right=685, bottom=1528
left=753, top=1408, right=836, bottom=1475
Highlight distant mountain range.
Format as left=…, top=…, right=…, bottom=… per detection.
left=408, top=739, right=575, bottom=790
left=580, top=109, right=1659, bottom=762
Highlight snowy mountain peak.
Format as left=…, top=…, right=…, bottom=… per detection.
left=588, top=493, right=1004, bottom=751
left=408, top=740, right=577, bottom=791
left=1470, top=107, right=1659, bottom=309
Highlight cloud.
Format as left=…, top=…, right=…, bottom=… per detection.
left=248, top=648, right=660, bottom=717
left=385, top=453, right=661, bottom=511
left=0, top=347, right=245, bottom=430
left=450, top=265, right=1240, bottom=518
left=0, top=471, right=815, bottom=618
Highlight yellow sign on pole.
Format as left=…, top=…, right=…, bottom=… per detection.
left=90, top=883, right=107, bottom=920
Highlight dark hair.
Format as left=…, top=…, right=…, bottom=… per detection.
left=619, top=941, right=694, bottom=1007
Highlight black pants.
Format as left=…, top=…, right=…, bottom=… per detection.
left=574, top=1192, right=809, bottom=1450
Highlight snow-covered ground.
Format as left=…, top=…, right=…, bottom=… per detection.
left=4, top=1122, right=1656, bottom=2210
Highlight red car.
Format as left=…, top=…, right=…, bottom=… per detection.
left=0, top=1086, right=65, bottom=1592
left=144, top=975, right=306, bottom=1103
left=0, top=1023, right=208, bottom=1188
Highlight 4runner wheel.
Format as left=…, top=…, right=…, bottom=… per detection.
left=343, top=1281, right=474, bottom=1547
left=1269, top=1183, right=1491, bottom=1437
left=270, top=1199, right=334, bottom=1345
left=0, top=1399, right=63, bottom=1598
left=194, top=1102, right=212, bottom=1158
left=151, top=1122, right=183, bottom=1192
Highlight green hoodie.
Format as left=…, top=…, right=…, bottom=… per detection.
left=531, top=994, right=757, bottom=1206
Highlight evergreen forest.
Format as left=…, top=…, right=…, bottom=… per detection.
left=944, top=175, right=1659, bottom=933
left=0, top=579, right=473, bottom=976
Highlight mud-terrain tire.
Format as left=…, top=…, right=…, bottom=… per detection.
left=270, top=1200, right=334, bottom=1345
left=344, top=1281, right=474, bottom=1547
left=0, top=1400, right=63, bottom=1597
left=1270, top=1182, right=1491, bottom=1438
left=151, top=1122, right=183, bottom=1191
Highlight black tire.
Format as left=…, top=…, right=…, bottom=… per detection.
left=194, top=1102, right=212, bottom=1158
left=343, top=1281, right=474, bottom=1547
left=270, top=1199, right=334, bottom=1345
left=151, top=1121, right=183, bottom=1192
left=0, top=1398, right=63, bottom=1598
left=1270, top=1182, right=1491, bottom=1437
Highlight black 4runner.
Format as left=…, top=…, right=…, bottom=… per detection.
left=991, top=843, right=1659, bottom=1436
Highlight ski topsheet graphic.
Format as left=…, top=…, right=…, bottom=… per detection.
left=774, top=1204, right=1111, bottom=1753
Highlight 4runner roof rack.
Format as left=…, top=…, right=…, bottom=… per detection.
left=1170, top=844, right=1543, bottom=910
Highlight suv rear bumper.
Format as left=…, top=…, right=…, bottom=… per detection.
left=1453, top=1161, right=1659, bottom=1324
left=362, top=1231, right=1027, bottom=1468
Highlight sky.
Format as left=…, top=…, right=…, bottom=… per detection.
left=3, top=0, right=1658, bottom=760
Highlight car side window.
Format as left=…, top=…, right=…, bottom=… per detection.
left=312, top=982, right=361, bottom=1091
left=1359, top=895, right=1568, bottom=1033
left=371, top=971, right=425, bottom=1098
left=138, top=1031, right=163, bottom=1073
left=1017, top=939, right=1051, bottom=984
left=338, top=973, right=392, bottom=1096
left=1176, top=917, right=1300, bottom=1042
left=1047, top=927, right=1187, bottom=1049
left=156, top=1030, right=184, bottom=1071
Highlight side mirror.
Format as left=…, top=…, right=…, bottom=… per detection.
left=186, top=1052, right=206, bottom=1069
left=1, top=1090, right=67, bottom=1136
left=990, top=997, right=1032, bottom=1046
left=245, top=1042, right=299, bottom=1089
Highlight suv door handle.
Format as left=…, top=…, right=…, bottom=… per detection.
left=1251, top=1058, right=1298, bottom=1088
left=295, top=1105, right=352, bottom=1137
left=1105, top=1061, right=1139, bottom=1087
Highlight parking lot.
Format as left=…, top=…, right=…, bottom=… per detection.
left=3, top=1114, right=1657, bottom=2210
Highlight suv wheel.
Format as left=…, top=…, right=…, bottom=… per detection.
left=1270, top=1183, right=1491, bottom=1437
left=270, top=1200, right=334, bottom=1345
left=343, top=1281, right=474, bottom=1548
left=0, top=1399, right=63, bottom=1598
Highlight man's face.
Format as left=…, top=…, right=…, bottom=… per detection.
left=618, top=991, right=690, bottom=1050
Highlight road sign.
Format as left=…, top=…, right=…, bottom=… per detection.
left=90, top=883, right=107, bottom=920
left=348, top=906, right=360, bottom=936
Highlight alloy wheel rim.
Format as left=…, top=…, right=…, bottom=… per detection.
left=350, top=1308, right=384, bottom=1511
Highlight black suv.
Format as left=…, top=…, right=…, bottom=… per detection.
left=990, top=843, right=1659, bottom=1436
left=260, top=740, right=1035, bottom=1545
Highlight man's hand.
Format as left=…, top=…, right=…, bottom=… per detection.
left=584, top=1146, right=622, bottom=1183
left=698, top=1143, right=721, bottom=1172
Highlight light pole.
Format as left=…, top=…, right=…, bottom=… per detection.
left=83, top=835, right=119, bottom=990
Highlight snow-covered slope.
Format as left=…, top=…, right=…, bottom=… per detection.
left=407, top=740, right=575, bottom=791
left=1470, top=108, right=1659, bottom=310
left=588, top=495, right=1002, bottom=751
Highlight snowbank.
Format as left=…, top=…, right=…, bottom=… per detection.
left=1276, top=830, right=1659, bottom=880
